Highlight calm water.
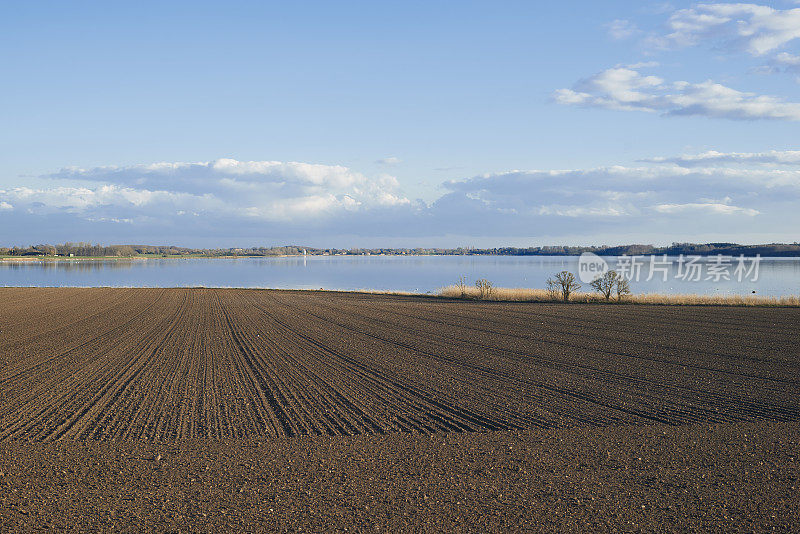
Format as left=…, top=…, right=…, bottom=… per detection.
left=1, top=255, right=798, bottom=296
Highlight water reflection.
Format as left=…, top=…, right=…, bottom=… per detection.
left=0, top=256, right=798, bottom=296
left=0, top=260, right=138, bottom=272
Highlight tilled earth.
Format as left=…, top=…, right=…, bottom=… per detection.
left=1, top=288, right=799, bottom=530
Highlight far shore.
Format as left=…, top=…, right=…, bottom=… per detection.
left=0, top=254, right=300, bottom=261
left=0, top=253, right=437, bottom=261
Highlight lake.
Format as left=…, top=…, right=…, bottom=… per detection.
left=1, top=255, right=798, bottom=296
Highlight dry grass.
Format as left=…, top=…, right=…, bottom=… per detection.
left=351, top=289, right=421, bottom=296
left=628, top=292, right=800, bottom=306
left=437, top=285, right=800, bottom=306
left=439, top=286, right=573, bottom=302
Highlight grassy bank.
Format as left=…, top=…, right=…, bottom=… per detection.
left=437, top=285, right=800, bottom=306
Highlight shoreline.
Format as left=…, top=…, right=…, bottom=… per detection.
left=0, top=254, right=290, bottom=261
left=5, top=252, right=800, bottom=262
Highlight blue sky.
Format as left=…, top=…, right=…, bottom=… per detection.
left=2, top=1, right=800, bottom=247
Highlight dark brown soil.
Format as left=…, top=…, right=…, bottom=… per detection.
left=1, top=288, right=798, bottom=530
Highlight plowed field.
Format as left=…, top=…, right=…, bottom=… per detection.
left=2, top=288, right=798, bottom=442
left=2, top=288, right=800, bottom=530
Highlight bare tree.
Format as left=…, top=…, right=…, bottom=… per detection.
left=590, top=270, right=619, bottom=301
left=475, top=278, right=494, bottom=299
left=615, top=276, right=632, bottom=301
left=547, top=271, right=580, bottom=302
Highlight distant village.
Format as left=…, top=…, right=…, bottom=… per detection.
left=2, top=241, right=800, bottom=258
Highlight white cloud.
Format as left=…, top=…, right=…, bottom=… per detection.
left=554, top=66, right=800, bottom=120
left=765, top=51, right=800, bottom=73
left=653, top=200, right=759, bottom=216
left=642, top=149, right=800, bottom=166
left=38, top=159, right=409, bottom=223
left=657, top=3, right=800, bottom=55
left=375, top=157, right=402, bottom=165
left=607, top=19, right=640, bottom=40
left=537, top=205, right=630, bottom=217
left=0, top=185, right=225, bottom=219
left=0, top=201, right=12, bottom=210
left=775, top=51, right=800, bottom=65
left=51, top=159, right=372, bottom=192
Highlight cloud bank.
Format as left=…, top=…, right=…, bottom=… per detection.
left=2, top=155, right=798, bottom=245
left=36, top=159, right=409, bottom=223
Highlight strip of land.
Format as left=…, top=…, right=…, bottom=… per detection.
left=1, top=288, right=798, bottom=530
left=5, top=240, right=800, bottom=258
left=439, top=284, right=800, bottom=306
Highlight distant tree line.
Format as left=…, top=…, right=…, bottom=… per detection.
left=1, top=241, right=799, bottom=258
left=441, top=242, right=800, bottom=257
left=0, top=243, right=320, bottom=257
left=1, top=243, right=185, bottom=257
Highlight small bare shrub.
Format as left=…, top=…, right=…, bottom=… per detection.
left=456, top=275, right=468, bottom=298
left=475, top=278, right=494, bottom=299
left=547, top=271, right=581, bottom=302
left=545, top=278, right=561, bottom=300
